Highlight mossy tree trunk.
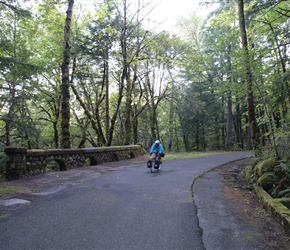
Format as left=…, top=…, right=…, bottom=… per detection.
left=61, top=0, right=74, bottom=149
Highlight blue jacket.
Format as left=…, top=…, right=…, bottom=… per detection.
left=150, top=143, right=164, bottom=154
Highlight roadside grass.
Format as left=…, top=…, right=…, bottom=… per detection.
left=0, top=186, right=22, bottom=194
left=164, top=151, right=228, bottom=161
left=0, top=186, right=30, bottom=195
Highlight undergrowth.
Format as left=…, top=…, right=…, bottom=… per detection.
left=245, top=157, right=290, bottom=199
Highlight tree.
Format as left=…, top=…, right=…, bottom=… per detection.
left=0, top=0, right=288, bottom=156
left=61, top=0, right=74, bottom=149
left=237, top=0, right=258, bottom=151
left=32, top=0, right=67, bottom=149
left=0, top=0, right=40, bottom=148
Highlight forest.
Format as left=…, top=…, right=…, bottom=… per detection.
left=0, top=0, right=289, bottom=167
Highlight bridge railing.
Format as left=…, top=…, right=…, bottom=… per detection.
left=4, top=145, right=146, bottom=180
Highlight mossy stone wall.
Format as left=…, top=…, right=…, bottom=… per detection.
left=5, top=145, right=146, bottom=180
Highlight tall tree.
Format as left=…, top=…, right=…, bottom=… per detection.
left=61, top=0, right=74, bottom=149
left=117, top=0, right=154, bottom=145
left=237, top=0, right=258, bottom=151
left=0, top=0, right=39, bottom=148
left=120, top=0, right=132, bottom=145
left=32, top=1, right=66, bottom=149
left=225, top=45, right=233, bottom=148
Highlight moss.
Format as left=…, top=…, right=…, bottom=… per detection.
left=254, top=184, right=290, bottom=234
left=250, top=157, right=261, bottom=168
left=257, top=172, right=276, bottom=191
left=254, top=158, right=278, bottom=177
left=268, top=199, right=290, bottom=216
left=280, top=198, right=290, bottom=209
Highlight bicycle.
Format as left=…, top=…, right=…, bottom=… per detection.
left=147, top=151, right=161, bottom=173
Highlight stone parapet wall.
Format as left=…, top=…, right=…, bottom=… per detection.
left=5, top=145, right=146, bottom=180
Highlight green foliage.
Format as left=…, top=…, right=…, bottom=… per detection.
left=276, top=189, right=290, bottom=199
left=242, top=165, right=256, bottom=190
left=229, top=177, right=239, bottom=188
left=45, top=161, right=59, bottom=172
left=0, top=0, right=288, bottom=157
left=254, top=158, right=278, bottom=177
left=270, top=162, right=290, bottom=198
left=257, top=172, right=276, bottom=191
left=0, top=0, right=288, bottom=194
left=251, top=160, right=290, bottom=198
left=274, top=162, right=290, bottom=180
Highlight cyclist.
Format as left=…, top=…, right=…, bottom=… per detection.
left=150, top=140, right=165, bottom=163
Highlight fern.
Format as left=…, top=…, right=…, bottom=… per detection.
left=277, top=189, right=290, bottom=198
left=270, top=185, right=281, bottom=198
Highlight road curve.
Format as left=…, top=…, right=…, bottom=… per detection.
left=0, top=152, right=251, bottom=250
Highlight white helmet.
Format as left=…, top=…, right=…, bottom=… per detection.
left=155, top=140, right=160, bottom=144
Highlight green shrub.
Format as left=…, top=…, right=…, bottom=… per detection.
left=274, top=161, right=290, bottom=179
left=257, top=172, right=276, bottom=192
left=254, top=158, right=278, bottom=177
left=243, top=165, right=254, bottom=179
left=46, top=161, right=59, bottom=172
left=264, top=162, right=290, bottom=198
left=250, top=158, right=290, bottom=198
left=242, top=165, right=256, bottom=190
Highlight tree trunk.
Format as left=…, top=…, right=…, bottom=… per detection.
left=5, top=14, right=18, bottom=147
left=226, top=91, right=233, bottom=147
left=119, top=0, right=133, bottom=145
left=168, top=70, right=174, bottom=151
left=107, top=81, right=124, bottom=146
left=148, top=68, right=157, bottom=142
left=150, top=106, right=157, bottom=142
left=124, top=73, right=133, bottom=145
left=196, top=115, right=199, bottom=151
left=105, top=36, right=110, bottom=142
left=5, top=85, right=16, bottom=147
left=133, top=117, right=138, bottom=144
left=61, top=0, right=74, bottom=149
left=238, top=0, right=258, bottom=150
left=70, top=81, right=106, bottom=145
left=53, top=121, right=58, bottom=148
left=235, top=103, right=243, bottom=148
left=221, top=95, right=226, bottom=146
left=70, top=35, right=106, bottom=145
left=226, top=45, right=233, bottom=148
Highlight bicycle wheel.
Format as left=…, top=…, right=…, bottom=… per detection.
left=151, top=159, right=155, bottom=173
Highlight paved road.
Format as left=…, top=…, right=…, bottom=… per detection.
left=0, top=152, right=251, bottom=250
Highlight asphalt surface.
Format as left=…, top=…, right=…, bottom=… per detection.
left=0, top=152, right=253, bottom=249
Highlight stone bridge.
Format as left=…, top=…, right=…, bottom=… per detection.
left=5, top=145, right=146, bottom=180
